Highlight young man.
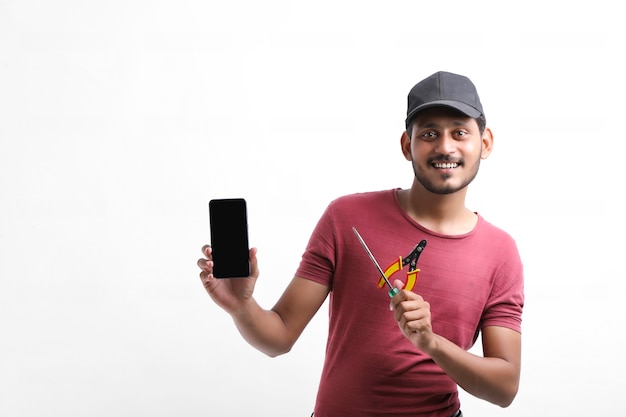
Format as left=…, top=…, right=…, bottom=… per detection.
left=197, top=71, right=524, bottom=417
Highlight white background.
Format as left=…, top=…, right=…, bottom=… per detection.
left=1, top=1, right=624, bottom=416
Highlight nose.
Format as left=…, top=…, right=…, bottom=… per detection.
left=435, top=131, right=456, bottom=154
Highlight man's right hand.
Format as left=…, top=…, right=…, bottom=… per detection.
left=197, top=245, right=259, bottom=314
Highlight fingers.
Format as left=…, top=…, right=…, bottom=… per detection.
left=394, top=296, right=432, bottom=342
left=197, top=245, right=259, bottom=280
left=390, top=283, right=430, bottom=332
left=198, top=245, right=213, bottom=281
left=201, top=244, right=212, bottom=258
left=197, top=257, right=212, bottom=273
left=198, top=245, right=259, bottom=284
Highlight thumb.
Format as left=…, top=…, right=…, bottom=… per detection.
left=248, top=247, right=259, bottom=279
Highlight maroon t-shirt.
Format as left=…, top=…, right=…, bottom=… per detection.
left=296, top=189, right=524, bottom=417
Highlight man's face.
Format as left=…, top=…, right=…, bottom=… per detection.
left=404, top=107, right=491, bottom=195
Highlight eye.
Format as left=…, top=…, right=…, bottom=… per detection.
left=420, top=131, right=438, bottom=141
left=454, top=130, right=469, bottom=139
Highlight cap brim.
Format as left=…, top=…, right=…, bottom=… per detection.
left=405, top=100, right=482, bottom=127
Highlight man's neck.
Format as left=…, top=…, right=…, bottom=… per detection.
left=397, top=187, right=477, bottom=236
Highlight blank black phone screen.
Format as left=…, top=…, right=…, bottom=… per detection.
left=209, top=198, right=250, bottom=278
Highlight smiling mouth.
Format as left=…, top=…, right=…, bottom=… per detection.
left=432, top=162, right=460, bottom=169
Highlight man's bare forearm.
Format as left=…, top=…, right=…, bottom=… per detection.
left=425, top=331, right=520, bottom=407
left=230, top=298, right=294, bottom=357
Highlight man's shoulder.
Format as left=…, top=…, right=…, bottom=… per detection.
left=330, top=189, right=396, bottom=208
left=476, top=215, right=519, bottom=252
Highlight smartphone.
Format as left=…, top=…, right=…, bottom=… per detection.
left=208, top=198, right=250, bottom=278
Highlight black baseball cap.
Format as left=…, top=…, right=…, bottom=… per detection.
left=405, top=71, right=484, bottom=129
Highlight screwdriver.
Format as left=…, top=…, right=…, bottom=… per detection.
left=352, top=227, right=400, bottom=298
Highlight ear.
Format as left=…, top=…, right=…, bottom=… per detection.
left=480, top=127, right=494, bottom=160
left=401, top=130, right=412, bottom=161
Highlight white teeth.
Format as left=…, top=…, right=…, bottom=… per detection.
left=434, top=162, right=458, bottom=169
